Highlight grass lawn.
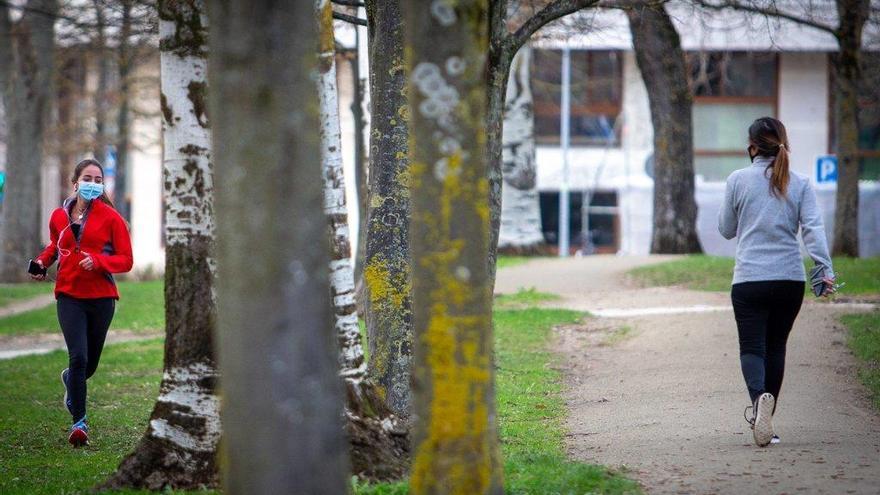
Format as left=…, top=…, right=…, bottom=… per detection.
left=1, top=296, right=637, bottom=494
left=494, top=287, right=561, bottom=309
left=0, top=281, right=164, bottom=336
left=356, top=306, right=638, bottom=494
left=629, top=255, right=880, bottom=295
left=0, top=338, right=210, bottom=495
left=842, top=311, right=880, bottom=410
left=0, top=283, right=54, bottom=307
left=497, top=256, right=533, bottom=270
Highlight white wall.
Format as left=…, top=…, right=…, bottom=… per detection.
left=778, top=52, right=830, bottom=180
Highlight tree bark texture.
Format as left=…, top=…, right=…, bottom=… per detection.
left=317, top=1, right=409, bottom=480
left=626, top=3, right=703, bottom=254
left=210, top=0, right=349, bottom=492
left=498, top=44, right=544, bottom=252
left=0, top=0, right=58, bottom=282
left=92, top=0, right=109, bottom=163
left=363, top=0, right=414, bottom=418
left=404, top=1, right=504, bottom=493
left=114, top=0, right=134, bottom=221
left=100, top=1, right=219, bottom=490
left=831, top=0, right=869, bottom=257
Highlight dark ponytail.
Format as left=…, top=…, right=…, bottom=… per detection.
left=72, top=158, right=116, bottom=209
left=748, top=117, right=790, bottom=197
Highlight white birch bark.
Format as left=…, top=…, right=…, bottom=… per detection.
left=317, top=0, right=366, bottom=378
left=103, top=1, right=219, bottom=488
left=499, top=45, right=544, bottom=250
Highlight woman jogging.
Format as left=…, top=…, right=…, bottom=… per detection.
left=30, top=158, right=133, bottom=447
left=718, top=117, right=836, bottom=448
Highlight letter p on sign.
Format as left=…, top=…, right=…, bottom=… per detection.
left=816, top=155, right=838, bottom=184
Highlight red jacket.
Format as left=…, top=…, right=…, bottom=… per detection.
left=36, top=197, right=133, bottom=300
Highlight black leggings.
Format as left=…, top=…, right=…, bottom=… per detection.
left=731, top=281, right=804, bottom=406
left=57, top=294, right=115, bottom=422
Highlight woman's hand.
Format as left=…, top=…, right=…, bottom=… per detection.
left=79, top=253, right=95, bottom=271
left=821, top=277, right=836, bottom=297
left=29, top=259, right=46, bottom=281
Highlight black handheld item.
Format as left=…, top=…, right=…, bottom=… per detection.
left=28, top=259, right=47, bottom=276
left=809, top=265, right=828, bottom=297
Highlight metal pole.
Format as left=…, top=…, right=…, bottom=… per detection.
left=558, top=48, right=571, bottom=258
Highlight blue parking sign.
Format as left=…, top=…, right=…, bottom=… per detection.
left=816, top=155, right=837, bottom=183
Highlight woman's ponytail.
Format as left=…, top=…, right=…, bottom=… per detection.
left=748, top=117, right=791, bottom=197
left=770, top=142, right=790, bottom=197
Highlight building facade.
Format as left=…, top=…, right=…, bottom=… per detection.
left=524, top=6, right=880, bottom=256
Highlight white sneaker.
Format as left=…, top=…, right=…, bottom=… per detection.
left=752, top=393, right=775, bottom=447
left=770, top=434, right=780, bottom=445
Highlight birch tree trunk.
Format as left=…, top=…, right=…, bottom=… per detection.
left=831, top=0, right=868, bottom=257
left=0, top=0, right=57, bottom=282
left=627, top=2, right=702, bottom=254
left=210, top=0, right=348, bottom=491
left=499, top=45, right=544, bottom=252
left=363, top=0, right=414, bottom=418
left=317, top=1, right=409, bottom=479
left=405, top=1, right=503, bottom=492
left=101, top=1, right=219, bottom=489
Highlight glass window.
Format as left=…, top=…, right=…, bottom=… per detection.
left=532, top=49, right=623, bottom=146
left=687, top=51, right=778, bottom=180
left=830, top=52, right=880, bottom=180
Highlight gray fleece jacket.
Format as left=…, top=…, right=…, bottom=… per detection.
left=718, top=156, right=834, bottom=285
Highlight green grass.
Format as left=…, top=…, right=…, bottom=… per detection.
left=0, top=286, right=636, bottom=494
left=0, top=281, right=164, bottom=336
left=602, top=325, right=635, bottom=347
left=0, top=338, right=218, bottom=494
left=629, top=255, right=880, bottom=295
left=0, top=282, right=53, bottom=307
left=357, top=306, right=639, bottom=494
left=494, top=287, right=561, bottom=309
left=497, top=256, right=532, bottom=269
left=842, top=311, right=880, bottom=410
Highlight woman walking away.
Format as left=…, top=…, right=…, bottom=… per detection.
left=718, top=117, right=836, bottom=448
left=30, top=159, right=133, bottom=447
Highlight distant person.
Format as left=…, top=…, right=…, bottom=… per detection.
left=718, top=117, right=835, bottom=448
left=30, top=159, right=133, bottom=447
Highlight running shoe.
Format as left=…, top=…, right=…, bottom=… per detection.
left=770, top=434, right=781, bottom=445
left=68, top=418, right=89, bottom=447
left=752, top=393, right=775, bottom=447
left=61, top=368, right=72, bottom=416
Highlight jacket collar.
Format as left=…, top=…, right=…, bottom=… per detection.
left=752, top=156, right=775, bottom=167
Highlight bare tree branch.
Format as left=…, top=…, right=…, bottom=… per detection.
left=695, top=0, right=838, bottom=36
left=333, top=10, right=367, bottom=26
left=507, top=0, right=601, bottom=52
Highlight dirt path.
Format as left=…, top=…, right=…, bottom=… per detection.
left=0, top=293, right=54, bottom=318
left=497, top=255, right=880, bottom=495
left=0, top=330, right=162, bottom=360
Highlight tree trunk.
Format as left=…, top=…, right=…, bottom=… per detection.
left=499, top=44, right=544, bottom=253
left=317, top=1, right=409, bottom=480
left=100, top=1, right=219, bottom=489
left=0, top=0, right=58, bottom=282
left=350, top=30, right=370, bottom=317
left=92, top=0, right=109, bottom=164
left=210, top=0, right=349, bottom=492
left=485, top=11, right=512, bottom=286
left=363, top=0, right=414, bottom=418
left=114, top=0, right=133, bottom=222
left=404, top=1, right=503, bottom=492
left=831, top=0, right=868, bottom=257
left=626, top=3, right=702, bottom=254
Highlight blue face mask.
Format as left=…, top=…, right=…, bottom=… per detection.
left=78, top=181, right=104, bottom=201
